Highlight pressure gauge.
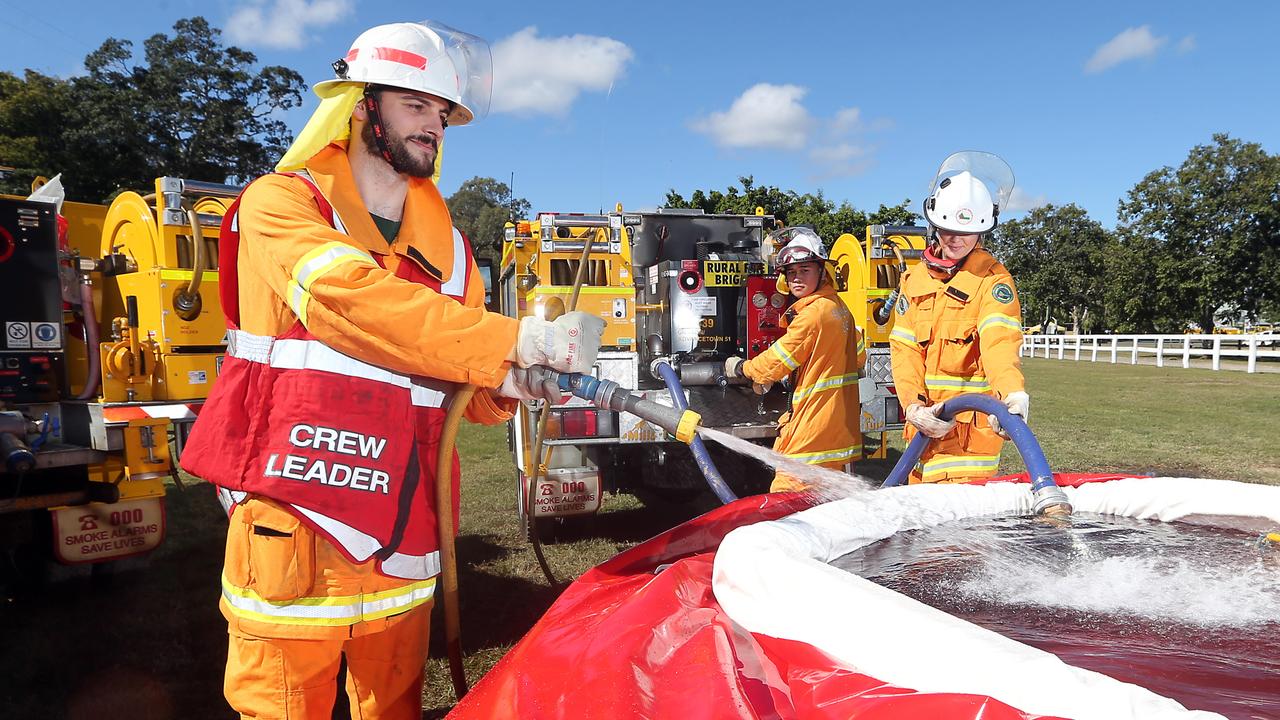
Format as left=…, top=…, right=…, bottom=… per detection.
left=770, top=293, right=787, bottom=309
left=751, top=292, right=768, bottom=308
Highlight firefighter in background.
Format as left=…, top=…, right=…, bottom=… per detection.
left=180, top=21, right=603, bottom=719
left=726, top=228, right=865, bottom=492
left=889, top=151, right=1027, bottom=483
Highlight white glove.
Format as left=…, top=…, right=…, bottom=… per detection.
left=516, top=312, right=606, bottom=374
left=988, top=391, right=1030, bottom=438
left=906, top=403, right=955, bottom=439
left=499, top=366, right=562, bottom=404
left=724, top=356, right=746, bottom=379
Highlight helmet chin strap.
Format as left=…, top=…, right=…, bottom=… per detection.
left=361, top=88, right=405, bottom=174
left=923, top=230, right=979, bottom=277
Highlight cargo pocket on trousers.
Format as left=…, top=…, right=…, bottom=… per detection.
left=243, top=501, right=316, bottom=602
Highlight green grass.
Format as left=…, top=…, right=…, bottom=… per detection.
left=1009, top=358, right=1280, bottom=483
left=1, top=358, right=1276, bottom=719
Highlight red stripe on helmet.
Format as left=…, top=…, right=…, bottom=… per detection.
left=345, top=47, right=428, bottom=70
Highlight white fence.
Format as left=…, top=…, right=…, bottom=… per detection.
left=1020, top=334, right=1280, bottom=373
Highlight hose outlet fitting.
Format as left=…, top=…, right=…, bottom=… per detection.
left=674, top=409, right=701, bottom=444
left=1032, top=485, right=1073, bottom=516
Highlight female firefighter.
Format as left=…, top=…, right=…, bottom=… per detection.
left=889, top=151, right=1028, bottom=483
left=725, top=228, right=865, bottom=492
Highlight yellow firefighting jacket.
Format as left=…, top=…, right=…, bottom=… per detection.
left=211, top=142, right=518, bottom=639
left=742, top=284, right=865, bottom=487
left=888, top=248, right=1024, bottom=482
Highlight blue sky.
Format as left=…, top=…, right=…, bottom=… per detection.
left=3, top=1, right=1277, bottom=227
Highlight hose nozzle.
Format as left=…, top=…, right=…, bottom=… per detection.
left=552, top=370, right=702, bottom=443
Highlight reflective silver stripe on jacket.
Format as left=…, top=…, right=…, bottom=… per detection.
left=226, top=329, right=454, bottom=409
left=292, top=504, right=442, bottom=580
left=441, top=227, right=469, bottom=297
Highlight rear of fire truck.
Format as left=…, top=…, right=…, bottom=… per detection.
left=0, top=177, right=235, bottom=579
left=497, top=210, right=930, bottom=536
left=498, top=207, right=792, bottom=537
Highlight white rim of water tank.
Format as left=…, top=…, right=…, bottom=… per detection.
left=712, top=477, right=1280, bottom=720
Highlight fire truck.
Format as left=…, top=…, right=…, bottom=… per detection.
left=494, top=206, right=927, bottom=536
left=1, top=176, right=235, bottom=578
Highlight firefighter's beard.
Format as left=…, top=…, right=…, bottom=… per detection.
left=362, top=118, right=437, bottom=179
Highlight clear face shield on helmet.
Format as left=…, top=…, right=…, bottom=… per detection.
left=928, top=151, right=1015, bottom=218
left=424, top=19, right=492, bottom=124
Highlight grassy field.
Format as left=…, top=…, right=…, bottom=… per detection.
left=1, top=358, right=1276, bottom=719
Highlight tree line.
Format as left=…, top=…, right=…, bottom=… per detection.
left=988, top=134, right=1280, bottom=333
left=2, top=19, right=1275, bottom=333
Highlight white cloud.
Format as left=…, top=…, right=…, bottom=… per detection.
left=226, top=0, right=352, bottom=50
left=1084, top=25, right=1168, bottom=74
left=829, top=107, right=862, bottom=134
left=1177, top=35, right=1197, bottom=54
left=1005, top=187, right=1049, bottom=213
left=491, top=27, right=633, bottom=116
left=809, top=142, right=873, bottom=180
left=690, top=83, right=813, bottom=150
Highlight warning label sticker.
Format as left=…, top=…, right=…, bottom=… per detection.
left=52, top=497, right=166, bottom=565
left=5, top=322, right=31, bottom=349
left=31, top=322, right=60, bottom=349
left=703, top=260, right=748, bottom=287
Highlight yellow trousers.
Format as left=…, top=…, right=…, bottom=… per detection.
left=220, top=498, right=435, bottom=719
left=225, top=602, right=432, bottom=719
left=771, top=460, right=852, bottom=493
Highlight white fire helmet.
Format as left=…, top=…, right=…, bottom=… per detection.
left=771, top=227, right=836, bottom=293
left=923, top=151, right=1015, bottom=234
left=773, top=227, right=829, bottom=267
left=315, top=21, right=492, bottom=126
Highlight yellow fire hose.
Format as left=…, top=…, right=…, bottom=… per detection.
left=435, top=229, right=601, bottom=701
left=436, top=383, right=476, bottom=700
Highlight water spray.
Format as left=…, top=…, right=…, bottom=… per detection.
left=881, top=393, right=1072, bottom=516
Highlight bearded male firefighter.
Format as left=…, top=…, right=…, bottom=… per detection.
left=724, top=228, right=865, bottom=492
left=179, top=21, right=604, bottom=719
left=889, top=151, right=1027, bottom=483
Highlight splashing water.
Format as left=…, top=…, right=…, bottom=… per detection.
left=833, top=513, right=1280, bottom=717
left=697, top=427, right=876, bottom=501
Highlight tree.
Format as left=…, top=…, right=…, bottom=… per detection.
left=0, top=71, right=76, bottom=196
left=1111, top=134, right=1280, bottom=333
left=446, top=177, right=531, bottom=259
left=666, top=176, right=917, bottom=248
left=987, top=204, right=1110, bottom=333
left=0, top=17, right=304, bottom=202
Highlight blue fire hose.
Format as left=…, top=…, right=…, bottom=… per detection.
left=881, top=393, right=1071, bottom=515
left=649, top=361, right=738, bottom=504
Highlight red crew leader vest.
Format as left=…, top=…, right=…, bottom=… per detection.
left=180, top=171, right=471, bottom=580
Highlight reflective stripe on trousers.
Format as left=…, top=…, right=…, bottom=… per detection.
left=221, top=573, right=437, bottom=626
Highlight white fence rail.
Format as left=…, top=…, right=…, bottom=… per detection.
left=1020, top=334, right=1280, bottom=373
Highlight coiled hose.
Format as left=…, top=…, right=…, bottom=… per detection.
left=881, top=393, right=1072, bottom=516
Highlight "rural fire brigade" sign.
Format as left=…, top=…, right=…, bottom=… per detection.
left=51, top=497, right=165, bottom=564
left=703, top=260, right=749, bottom=287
